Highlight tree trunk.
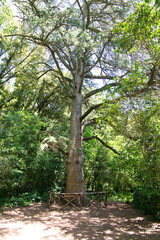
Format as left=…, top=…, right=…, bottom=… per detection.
left=66, top=85, right=85, bottom=193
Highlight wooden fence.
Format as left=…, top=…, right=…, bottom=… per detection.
left=48, top=191, right=107, bottom=210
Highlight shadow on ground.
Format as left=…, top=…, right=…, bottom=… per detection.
left=0, top=202, right=160, bottom=240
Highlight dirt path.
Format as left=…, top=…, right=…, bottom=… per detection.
left=0, top=202, right=160, bottom=240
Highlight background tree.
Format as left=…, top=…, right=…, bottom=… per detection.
left=111, top=0, right=160, bottom=189
left=0, top=0, right=39, bottom=111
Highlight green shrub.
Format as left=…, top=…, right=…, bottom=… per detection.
left=133, top=187, right=160, bottom=220
left=108, top=192, right=133, bottom=203
left=0, top=191, right=48, bottom=207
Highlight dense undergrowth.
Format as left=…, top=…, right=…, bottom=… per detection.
left=133, top=187, right=160, bottom=220
left=0, top=191, right=47, bottom=208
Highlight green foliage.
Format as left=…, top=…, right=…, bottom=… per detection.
left=0, top=111, right=40, bottom=193
left=113, top=0, right=160, bottom=105
left=133, top=187, right=160, bottom=220
left=30, top=150, right=66, bottom=193
left=0, top=111, right=66, bottom=197
left=9, top=46, right=71, bottom=118
left=115, top=1, right=160, bottom=54
left=83, top=126, right=136, bottom=193
left=101, top=94, right=160, bottom=190
left=108, top=192, right=133, bottom=203
left=0, top=0, right=13, bottom=32
left=0, top=0, right=25, bottom=89
left=0, top=192, right=47, bottom=207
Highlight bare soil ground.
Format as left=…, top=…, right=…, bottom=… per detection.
left=0, top=201, right=160, bottom=240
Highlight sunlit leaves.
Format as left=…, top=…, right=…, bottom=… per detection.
left=100, top=92, right=160, bottom=189
left=0, top=110, right=67, bottom=194
left=114, top=1, right=160, bottom=61
left=0, top=111, right=43, bottom=189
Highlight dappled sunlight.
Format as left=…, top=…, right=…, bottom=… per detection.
left=0, top=202, right=160, bottom=240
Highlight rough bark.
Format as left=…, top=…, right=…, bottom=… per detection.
left=66, top=75, right=85, bottom=193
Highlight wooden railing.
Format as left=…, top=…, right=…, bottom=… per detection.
left=48, top=191, right=107, bottom=210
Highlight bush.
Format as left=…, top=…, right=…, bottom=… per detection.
left=133, top=187, right=160, bottom=220
left=108, top=192, right=133, bottom=203
left=0, top=191, right=47, bottom=207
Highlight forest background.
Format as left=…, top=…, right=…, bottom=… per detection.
left=0, top=0, right=160, bottom=219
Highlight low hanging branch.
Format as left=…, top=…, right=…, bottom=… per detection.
left=83, top=135, right=120, bottom=155
left=37, top=131, right=68, bottom=156
left=45, top=141, right=68, bottom=156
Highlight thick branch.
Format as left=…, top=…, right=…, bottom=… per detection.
left=87, top=27, right=101, bottom=33
left=83, top=136, right=120, bottom=155
left=55, top=49, right=72, bottom=71
left=28, top=0, right=41, bottom=17
left=4, top=34, right=43, bottom=44
left=80, top=103, right=103, bottom=121
left=76, top=0, right=84, bottom=15
left=84, top=0, right=91, bottom=28
left=47, top=45, right=74, bottom=98
left=83, top=82, right=119, bottom=101
left=121, top=65, right=159, bottom=98
left=43, top=27, right=57, bottom=42
left=147, top=65, right=158, bottom=86
left=46, top=142, right=68, bottom=156
left=37, top=69, right=54, bottom=80
left=84, top=74, right=114, bottom=80
left=0, top=52, right=15, bottom=79
left=82, top=118, right=96, bottom=133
